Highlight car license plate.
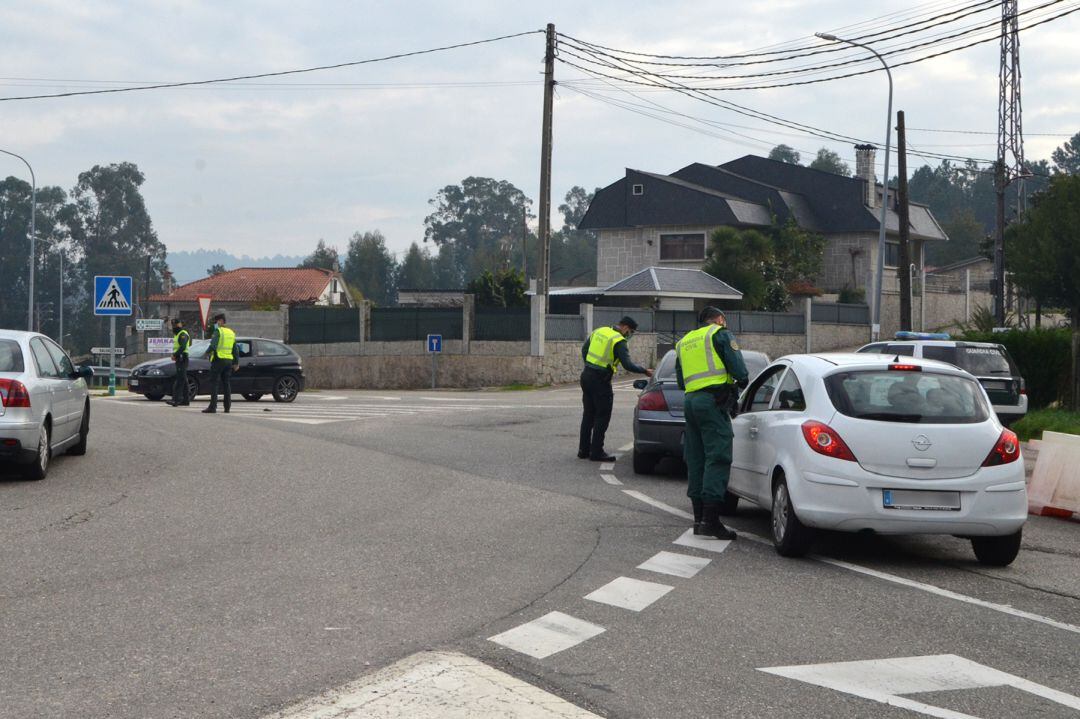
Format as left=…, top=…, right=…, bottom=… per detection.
left=129, top=379, right=139, bottom=386
left=882, top=489, right=961, bottom=511
left=981, top=380, right=1008, bottom=391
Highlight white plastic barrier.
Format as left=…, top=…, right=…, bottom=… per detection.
left=1028, top=431, right=1080, bottom=518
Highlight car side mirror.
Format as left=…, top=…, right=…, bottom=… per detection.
left=76, top=365, right=94, bottom=380
left=633, top=379, right=648, bottom=390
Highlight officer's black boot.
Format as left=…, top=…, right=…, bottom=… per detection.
left=691, top=498, right=705, bottom=535
left=699, top=502, right=737, bottom=540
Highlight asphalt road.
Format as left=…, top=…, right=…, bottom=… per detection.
left=1, top=385, right=1078, bottom=718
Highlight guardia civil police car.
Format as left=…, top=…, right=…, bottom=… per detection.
left=857, top=332, right=1027, bottom=426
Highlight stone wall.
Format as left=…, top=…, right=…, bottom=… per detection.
left=230, top=309, right=288, bottom=341
left=820, top=232, right=875, bottom=293
left=879, top=287, right=993, bottom=336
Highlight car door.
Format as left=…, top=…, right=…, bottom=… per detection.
left=253, top=340, right=293, bottom=393
left=753, top=367, right=807, bottom=507
left=228, top=340, right=256, bottom=394
left=42, top=338, right=82, bottom=441
left=730, top=364, right=787, bottom=502
left=28, top=338, right=68, bottom=440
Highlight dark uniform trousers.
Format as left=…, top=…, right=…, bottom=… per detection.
left=172, top=356, right=189, bottom=405
left=207, top=359, right=234, bottom=411
left=684, top=387, right=735, bottom=502
left=579, top=367, right=615, bottom=458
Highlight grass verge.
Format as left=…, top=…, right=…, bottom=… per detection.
left=1012, top=408, right=1080, bottom=441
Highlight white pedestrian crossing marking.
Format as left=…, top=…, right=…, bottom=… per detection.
left=584, top=576, right=674, bottom=612
left=488, top=611, right=605, bottom=659
left=638, top=551, right=711, bottom=579
left=600, top=473, right=622, bottom=486
left=673, top=528, right=733, bottom=553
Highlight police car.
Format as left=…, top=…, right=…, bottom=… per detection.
left=857, top=332, right=1027, bottom=426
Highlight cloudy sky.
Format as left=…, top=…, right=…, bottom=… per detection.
left=4, top=0, right=1079, bottom=261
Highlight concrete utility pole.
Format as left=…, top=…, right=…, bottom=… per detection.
left=0, top=149, right=37, bottom=331
left=896, top=111, right=912, bottom=331
left=536, top=23, right=555, bottom=312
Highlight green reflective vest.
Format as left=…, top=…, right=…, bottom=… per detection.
left=214, top=326, right=236, bottom=361
left=676, top=324, right=731, bottom=393
left=585, top=326, right=625, bottom=371
left=173, top=329, right=190, bottom=355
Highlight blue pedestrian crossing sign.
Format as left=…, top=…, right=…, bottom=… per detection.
left=94, top=276, right=133, bottom=316
left=427, top=334, right=443, bottom=353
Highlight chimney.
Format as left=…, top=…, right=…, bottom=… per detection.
left=854, top=144, right=877, bottom=209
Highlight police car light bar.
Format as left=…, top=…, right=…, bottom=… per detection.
left=894, top=331, right=951, bottom=340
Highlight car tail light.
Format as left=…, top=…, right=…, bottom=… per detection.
left=983, top=429, right=1020, bottom=466
left=637, top=389, right=668, bottom=412
left=889, top=364, right=921, bottom=372
left=801, top=420, right=857, bottom=462
left=0, top=379, right=31, bottom=408
left=1019, top=378, right=1026, bottom=395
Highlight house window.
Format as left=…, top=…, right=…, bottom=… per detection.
left=632, top=184, right=644, bottom=195
left=884, top=241, right=899, bottom=268
left=659, top=233, right=706, bottom=261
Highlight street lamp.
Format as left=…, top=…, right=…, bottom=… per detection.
left=815, top=32, right=893, bottom=341
left=0, top=148, right=37, bottom=332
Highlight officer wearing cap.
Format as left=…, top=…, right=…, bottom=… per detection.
left=579, top=315, right=653, bottom=462
left=203, top=313, right=238, bottom=414
left=166, top=318, right=190, bottom=407
left=675, top=307, right=749, bottom=540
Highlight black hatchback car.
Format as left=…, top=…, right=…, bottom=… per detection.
left=128, top=337, right=305, bottom=403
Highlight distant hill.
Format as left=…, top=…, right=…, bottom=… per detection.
left=167, top=249, right=307, bottom=285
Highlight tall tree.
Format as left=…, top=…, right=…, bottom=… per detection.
left=297, top=239, right=339, bottom=271
left=551, top=186, right=599, bottom=285
left=1051, top=131, right=1080, bottom=175
left=465, top=268, right=528, bottom=308
left=423, top=177, right=534, bottom=285
left=935, top=209, right=986, bottom=266
left=206, top=263, right=226, bottom=276
left=809, top=148, right=851, bottom=176
left=342, top=230, right=397, bottom=306
left=702, top=227, right=771, bottom=310
left=768, top=144, right=801, bottom=165
left=396, top=242, right=436, bottom=291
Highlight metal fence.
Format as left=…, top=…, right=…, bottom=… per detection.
left=546, top=314, right=586, bottom=341
left=370, top=307, right=463, bottom=341
left=811, top=302, right=870, bottom=325
left=289, top=307, right=360, bottom=343
left=475, top=308, right=531, bottom=341
left=594, top=307, right=655, bottom=332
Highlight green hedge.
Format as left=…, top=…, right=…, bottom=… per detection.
left=959, top=328, right=1071, bottom=409
left=1012, top=409, right=1080, bottom=441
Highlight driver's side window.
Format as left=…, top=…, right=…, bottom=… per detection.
left=741, top=365, right=786, bottom=413
left=235, top=341, right=253, bottom=359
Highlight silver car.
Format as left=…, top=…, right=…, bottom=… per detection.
left=0, top=330, right=93, bottom=480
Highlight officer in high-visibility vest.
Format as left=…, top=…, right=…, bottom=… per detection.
left=203, top=313, right=239, bottom=414
left=166, top=319, right=191, bottom=407
left=675, top=307, right=749, bottom=540
left=579, top=316, right=653, bottom=462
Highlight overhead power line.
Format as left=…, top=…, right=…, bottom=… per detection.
left=0, top=30, right=543, bottom=102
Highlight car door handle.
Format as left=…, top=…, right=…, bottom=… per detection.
left=245, top=361, right=256, bottom=367
left=748, top=426, right=759, bottom=436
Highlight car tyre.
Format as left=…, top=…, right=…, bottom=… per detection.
left=272, top=375, right=300, bottom=403
left=632, top=447, right=660, bottom=475
left=971, top=529, right=1022, bottom=567
left=23, top=422, right=51, bottom=481
left=717, top=490, right=740, bottom=516
left=771, top=475, right=812, bottom=557
left=242, top=393, right=264, bottom=402
left=146, top=393, right=164, bottom=402
left=68, top=403, right=90, bottom=456
left=186, top=376, right=199, bottom=400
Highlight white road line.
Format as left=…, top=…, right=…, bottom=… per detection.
left=673, top=528, right=733, bottom=554
left=600, top=462, right=616, bottom=472
left=600, top=473, right=622, bottom=486
left=618, top=443, right=634, bottom=452
left=617, top=490, right=1080, bottom=635
left=268, top=650, right=602, bottom=718
left=638, top=551, right=711, bottom=579
left=584, top=576, right=674, bottom=612
left=419, top=396, right=499, bottom=401
left=620, top=490, right=693, bottom=520
left=488, top=612, right=605, bottom=659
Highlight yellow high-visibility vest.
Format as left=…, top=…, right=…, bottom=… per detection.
left=676, top=325, right=731, bottom=393
left=173, top=329, right=190, bottom=355
left=585, top=326, right=625, bottom=371
left=214, top=326, right=236, bottom=361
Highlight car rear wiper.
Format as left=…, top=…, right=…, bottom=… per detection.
left=853, top=412, right=923, bottom=422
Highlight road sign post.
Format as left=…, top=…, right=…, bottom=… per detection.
left=94, top=276, right=133, bottom=396
left=427, top=334, right=442, bottom=390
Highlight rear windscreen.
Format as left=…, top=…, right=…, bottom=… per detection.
left=0, top=340, right=24, bottom=372
left=825, top=370, right=990, bottom=424
left=922, top=345, right=1014, bottom=376
left=656, top=351, right=677, bottom=380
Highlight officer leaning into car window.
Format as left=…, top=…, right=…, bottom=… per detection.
left=579, top=316, right=653, bottom=462
left=166, top=319, right=191, bottom=407
left=203, top=313, right=238, bottom=414
left=675, top=307, right=749, bottom=540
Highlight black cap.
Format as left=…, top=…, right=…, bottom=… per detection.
left=212, top=313, right=226, bottom=323
left=618, top=316, right=639, bottom=331
left=699, top=306, right=725, bottom=324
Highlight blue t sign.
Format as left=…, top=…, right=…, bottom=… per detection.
left=427, top=334, right=443, bottom=353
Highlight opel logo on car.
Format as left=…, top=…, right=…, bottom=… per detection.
left=912, top=434, right=932, bottom=452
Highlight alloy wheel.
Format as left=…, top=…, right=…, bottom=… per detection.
left=38, top=425, right=50, bottom=472
left=772, top=483, right=789, bottom=543
left=275, top=376, right=299, bottom=401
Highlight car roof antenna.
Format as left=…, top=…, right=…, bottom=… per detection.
left=893, top=355, right=901, bottom=363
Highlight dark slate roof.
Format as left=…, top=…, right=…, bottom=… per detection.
left=580, top=155, right=946, bottom=241
left=604, top=267, right=742, bottom=299
left=927, top=256, right=993, bottom=275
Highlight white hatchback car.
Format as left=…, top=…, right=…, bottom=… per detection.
left=725, top=353, right=1027, bottom=566
left=0, top=330, right=93, bottom=480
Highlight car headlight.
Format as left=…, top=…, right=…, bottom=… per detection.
left=147, top=368, right=165, bottom=377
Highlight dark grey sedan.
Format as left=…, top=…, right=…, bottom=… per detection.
left=631, top=348, right=770, bottom=474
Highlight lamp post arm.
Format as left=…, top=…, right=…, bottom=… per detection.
left=0, top=148, right=37, bottom=332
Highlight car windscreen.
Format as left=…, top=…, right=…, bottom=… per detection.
left=824, top=369, right=990, bottom=424
left=0, top=340, right=25, bottom=372
left=922, top=345, right=1015, bottom=376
